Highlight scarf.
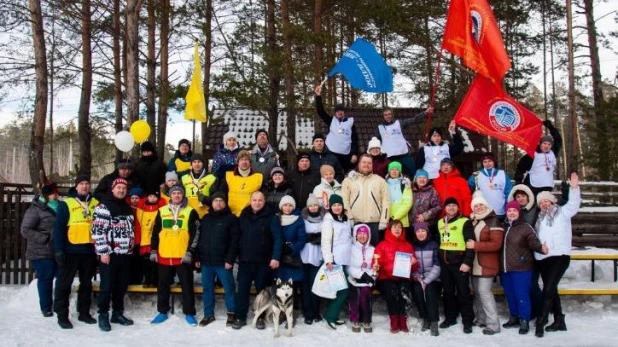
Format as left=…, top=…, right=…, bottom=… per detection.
left=39, top=195, right=58, bottom=212
left=281, top=214, right=299, bottom=226
left=471, top=208, right=493, bottom=225
left=536, top=204, right=559, bottom=229
left=238, top=167, right=251, bottom=177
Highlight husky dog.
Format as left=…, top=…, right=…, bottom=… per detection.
left=252, top=278, right=294, bottom=337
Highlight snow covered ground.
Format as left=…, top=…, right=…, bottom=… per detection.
left=1, top=247, right=618, bottom=347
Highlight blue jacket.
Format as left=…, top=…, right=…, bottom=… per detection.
left=53, top=194, right=95, bottom=255
left=272, top=215, right=307, bottom=281
left=238, top=205, right=282, bottom=264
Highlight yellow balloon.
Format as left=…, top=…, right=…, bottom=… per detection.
left=130, top=120, right=151, bottom=143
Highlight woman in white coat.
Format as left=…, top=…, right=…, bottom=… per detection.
left=534, top=172, right=580, bottom=338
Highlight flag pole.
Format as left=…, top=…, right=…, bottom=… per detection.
left=192, top=120, right=196, bottom=151
left=424, top=49, right=444, bottom=142
left=319, top=76, right=328, bottom=88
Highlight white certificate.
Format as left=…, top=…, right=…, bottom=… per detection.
left=392, top=252, right=412, bottom=278
left=326, top=265, right=348, bottom=291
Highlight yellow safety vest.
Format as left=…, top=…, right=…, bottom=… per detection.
left=438, top=217, right=468, bottom=251
left=181, top=173, right=216, bottom=218
left=137, top=208, right=158, bottom=247
left=65, top=197, right=99, bottom=245
left=157, top=205, right=193, bottom=259
left=226, top=171, right=263, bottom=216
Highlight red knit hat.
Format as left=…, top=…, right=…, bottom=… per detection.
left=111, top=178, right=128, bottom=189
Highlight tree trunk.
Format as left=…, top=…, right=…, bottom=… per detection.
left=313, top=0, right=323, bottom=133
left=281, top=0, right=296, bottom=163
left=201, top=0, right=213, bottom=155
left=28, top=0, right=48, bottom=187
left=113, top=0, right=123, bottom=162
left=265, top=0, right=280, bottom=144
left=146, top=0, right=157, bottom=145
left=126, top=0, right=141, bottom=125
left=78, top=0, right=93, bottom=177
left=565, top=0, right=578, bottom=173
left=48, top=8, right=56, bottom=175
left=157, top=0, right=170, bottom=157
left=583, top=0, right=605, bottom=179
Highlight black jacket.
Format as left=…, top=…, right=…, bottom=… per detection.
left=195, top=206, right=240, bottom=266
left=21, top=196, right=56, bottom=260
left=263, top=181, right=294, bottom=212
left=135, top=153, right=167, bottom=194
left=309, top=146, right=345, bottom=182
left=237, top=205, right=282, bottom=264
left=288, top=169, right=320, bottom=210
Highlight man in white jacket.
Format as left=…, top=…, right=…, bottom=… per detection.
left=534, top=172, right=580, bottom=338
left=341, top=154, right=390, bottom=246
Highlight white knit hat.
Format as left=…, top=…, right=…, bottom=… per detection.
left=279, top=195, right=296, bottom=210
left=367, top=137, right=382, bottom=153
left=306, top=193, right=319, bottom=207
left=536, top=191, right=557, bottom=206
left=471, top=190, right=489, bottom=209
left=223, top=131, right=237, bottom=144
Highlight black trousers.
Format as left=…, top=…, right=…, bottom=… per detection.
left=235, top=263, right=272, bottom=321
left=157, top=263, right=195, bottom=315
left=538, top=255, right=570, bottom=320
left=53, top=253, right=97, bottom=319
left=530, top=263, right=543, bottom=318
left=333, top=152, right=353, bottom=173
left=440, top=262, right=474, bottom=325
left=302, top=264, right=321, bottom=321
left=128, top=246, right=143, bottom=285
left=411, top=281, right=440, bottom=322
left=142, top=255, right=158, bottom=285
left=98, top=254, right=131, bottom=313
left=380, top=279, right=412, bottom=316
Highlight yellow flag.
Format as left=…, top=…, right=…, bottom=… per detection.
left=184, top=43, right=207, bottom=122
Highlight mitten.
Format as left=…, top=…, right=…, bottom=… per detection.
left=542, top=120, right=553, bottom=128
left=149, top=250, right=158, bottom=263
left=347, top=170, right=359, bottom=180
left=378, top=222, right=387, bottom=231
left=360, top=272, right=375, bottom=286
left=402, top=177, right=412, bottom=188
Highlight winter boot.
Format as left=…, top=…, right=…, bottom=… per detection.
left=351, top=322, right=361, bottom=333
left=98, top=313, right=111, bottom=332
left=110, top=311, right=134, bottom=326
left=57, top=317, right=73, bottom=329
left=42, top=311, right=53, bottom=318
left=430, top=322, right=440, bottom=336
left=535, top=317, right=547, bottom=338
left=78, top=313, right=97, bottom=324
left=502, top=316, right=520, bottom=329
left=232, top=318, right=247, bottom=329
left=389, top=315, right=400, bottom=333
left=226, top=312, right=235, bottom=327
left=519, top=319, right=530, bottom=335
left=421, top=318, right=430, bottom=332
left=362, top=322, right=373, bottom=333
left=400, top=315, right=409, bottom=333
left=545, top=314, right=567, bottom=332
left=439, top=319, right=456, bottom=329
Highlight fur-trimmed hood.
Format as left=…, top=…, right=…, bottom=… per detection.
left=507, top=184, right=535, bottom=211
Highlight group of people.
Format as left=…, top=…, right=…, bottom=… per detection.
left=20, top=95, right=579, bottom=338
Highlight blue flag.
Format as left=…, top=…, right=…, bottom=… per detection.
left=328, top=38, right=393, bottom=93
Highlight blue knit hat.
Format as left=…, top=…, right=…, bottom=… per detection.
left=414, top=169, right=429, bottom=180
left=129, top=187, right=143, bottom=198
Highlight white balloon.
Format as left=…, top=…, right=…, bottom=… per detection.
left=115, top=131, right=135, bottom=152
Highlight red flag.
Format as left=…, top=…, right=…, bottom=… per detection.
left=454, top=75, right=542, bottom=157
left=442, top=0, right=511, bottom=84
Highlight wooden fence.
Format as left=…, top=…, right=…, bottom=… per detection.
left=1, top=182, right=617, bottom=285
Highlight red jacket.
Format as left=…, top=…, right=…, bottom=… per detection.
left=433, top=168, right=472, bottom=217
left=374, top=228, right=419, bottom=281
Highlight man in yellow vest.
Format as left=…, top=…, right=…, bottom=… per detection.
left=53, top=174, right=99, bottom=329
left=218, top=150, right=264, bottom=216
left=437, top=197, right=475, bottom=334
left=149, top=185, right=200, bottom=326
left=181, top=153, right=216, bottom=218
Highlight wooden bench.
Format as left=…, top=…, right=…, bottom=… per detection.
left=570, top=254, right=618, bottom=282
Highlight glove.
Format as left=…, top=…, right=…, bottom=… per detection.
left=402, top=177, right=412, bottom=188
left=378, top=222, right=387, bottom=231
left=360, top=272, right=375, bottom=286
left=181, top=251, right=193, bottom=265
left=542, top=120, right=553, bottom=128
left=149, top=251, right=158, bottom=263
left=54, top=251, right=65, bottom=268
left=307, top=233, right=322, bottom=245
left=559, top=180, right=570, bottom=206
